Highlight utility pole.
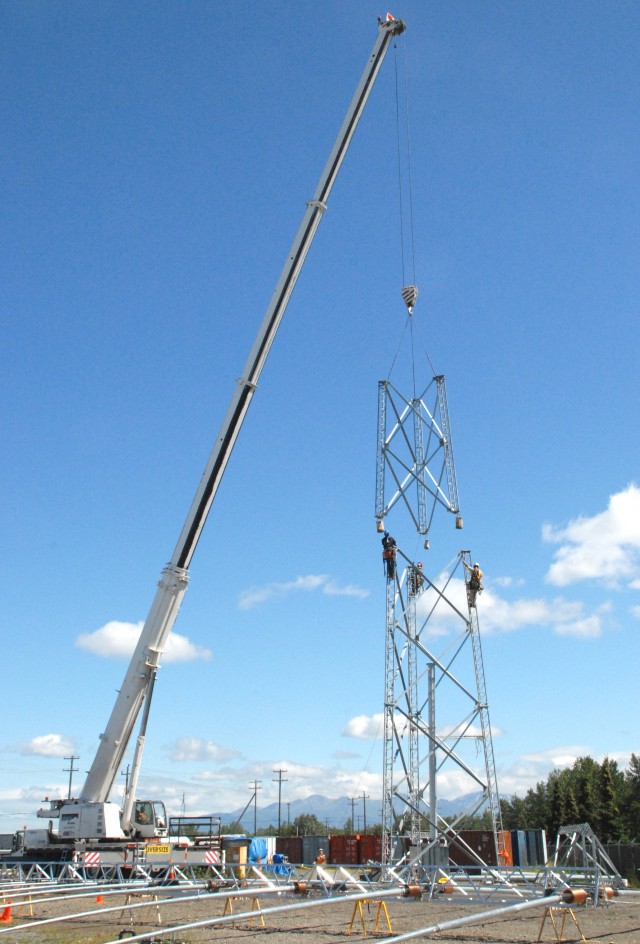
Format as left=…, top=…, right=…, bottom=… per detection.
left=349, top=796, right=358, bottom=833
left=120, top=764, right=130, bottom=795
left=287, top=802, right=291, bottom=826
left=64, top=755, right=79, bottom=800
left=272, top=768, right=288, bottom=833
left=249, top=780, right=262, bottom=835
left=362, top=791, right=370, bottom=834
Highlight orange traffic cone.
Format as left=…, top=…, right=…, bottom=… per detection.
left=0, top=901, right=12, bottom=923
left=96, top=894, right=104, bottom=904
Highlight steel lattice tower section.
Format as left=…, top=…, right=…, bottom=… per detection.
left=376, top=373, right=505, bottom=874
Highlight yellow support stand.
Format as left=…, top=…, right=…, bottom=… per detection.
left=537, top=906, right=590, bottom=943
left=118, top=893, right=162, bottom=926
left=347, top=899, right=393, bottom=936
left=14, top=895, right=33, bottom=918
left=223, top=896, right=265, bottom=929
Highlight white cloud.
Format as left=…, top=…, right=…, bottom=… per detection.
left=238, top=574, right=368, bottom=610
left=498, top=744, right=591, bottom=796
left=164, top=633, right=212, bottom=664
left=481, top=592, right=611, bottom=639
left=497, top=746, right=637, bottom=798
left=554, top=612, right=606, bottom=638
left=440, top=723, right=503, bottom=739
left=342, top=714, right=384, bottom=739
left=415, top=577, right=608, bottom=639
left=75, top=620, right=212, bottom=663
left=521, top=745, right=590, bottom=767
left=543, top=484, right=640, bottom=587
left=188, top=760, right=383, bottom=811
left=169, top=737, right=241, bottom=764
left=20, top=734, right=75, bottom=757
left=492, top=576, right=524, bottom=588
left=343, top=714, right=503, bottom=743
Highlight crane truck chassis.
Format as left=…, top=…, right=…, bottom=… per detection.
left=15, top=15, right=406, bottom=861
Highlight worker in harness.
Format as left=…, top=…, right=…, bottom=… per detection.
left=464, top=561, right=483, bottom=607
left=408, top=562, right=424, bottom=596
left=381, top=532, right=397, bottom=580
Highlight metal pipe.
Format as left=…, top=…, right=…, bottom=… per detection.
left=99, top=886, right=409, bottom=944
left=0, top=885, right=222, bottom=937
left=372, top=892, right=564, bottom=944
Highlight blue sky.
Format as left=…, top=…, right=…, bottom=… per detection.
left=2, top=1, right=639, bottom=832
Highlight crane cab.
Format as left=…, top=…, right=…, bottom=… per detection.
left=132, top=800, right=168, bottom=840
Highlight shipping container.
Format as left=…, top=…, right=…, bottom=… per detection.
left=359, top=833, right=383, bottom=864
left=447, top=829, right=498, bottom=867
left=499, top=830, right=513, bottom=865
left=303, top=835, right=329, bottom=865
left=525, top=829, right=547, bottom=866
left=275, top=835, right=303, bottom=864
left=329, top=835, right=359, bottom=865
left=511, top=830, right=528, bottom=867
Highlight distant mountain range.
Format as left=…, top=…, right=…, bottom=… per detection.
left=212, top=791, right=487, bottom=831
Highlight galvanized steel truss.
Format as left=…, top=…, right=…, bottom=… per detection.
left=376, top=375, right=503, bottom=872
left=376, top=377, right=460, bottom=536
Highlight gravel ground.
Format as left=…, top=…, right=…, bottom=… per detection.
left=2, top=887, right=640, bottom=943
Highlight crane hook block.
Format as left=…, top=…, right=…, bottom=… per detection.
left=401, top=284, right=418, bottom=314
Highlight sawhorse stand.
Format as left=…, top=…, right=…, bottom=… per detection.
left=347, top=899, right=393, bottom=936
left=223, top=896, right=265, bottom=928
left=537, top=906, right=589, bottom=942
left=14, top=894, right=33, bottom=918
left=118, top=893, right=162, bottom=927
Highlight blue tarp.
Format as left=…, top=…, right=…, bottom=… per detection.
left=247, top=839, right=290, bottom=874
left=271, top=852, right=289, bottom=875
left=248, top=837, right=268, bottom=864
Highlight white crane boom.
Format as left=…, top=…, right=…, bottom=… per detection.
left=77, top=16, right=406, bottom=819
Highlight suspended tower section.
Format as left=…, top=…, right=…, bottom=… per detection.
left=375, top=290, right=506, bottom=877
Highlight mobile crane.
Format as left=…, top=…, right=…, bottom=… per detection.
left=22, top=15, right=407, bottom=858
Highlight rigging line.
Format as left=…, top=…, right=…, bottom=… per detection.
left=409, top=307, right=438, bottom=377
left=393, top=43, right=406, bottom=287
left=402, top=35, right=418, bottom=286
left=410, top=314, right=417, bottom=400
left=386, top=312, right=412, bottom=382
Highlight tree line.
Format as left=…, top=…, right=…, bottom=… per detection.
left=499, top=755, right=640, bottom=842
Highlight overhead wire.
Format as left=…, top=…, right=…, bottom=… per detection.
left=401, top=34, right=417, bottom=290
left=388, top=33, right=438, bottom=394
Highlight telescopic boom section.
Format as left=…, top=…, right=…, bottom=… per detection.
left=80, top=17, right=406, bottom=805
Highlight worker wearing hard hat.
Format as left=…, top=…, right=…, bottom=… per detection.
left=315, top=848, right=326, bottom=864
left=381, top=531, right=397, bottom=580
left=464, top=560, right=483, bottom=607
left=408, top=561, right=424, bottom=595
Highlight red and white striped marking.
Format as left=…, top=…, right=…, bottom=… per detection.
left=204, top=849, right=219, bottom=865
left=83, top=852, right=100, bottom=867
